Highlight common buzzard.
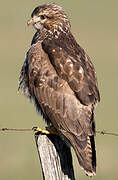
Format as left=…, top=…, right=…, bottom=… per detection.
left=18, top=3, right=100, bottom=176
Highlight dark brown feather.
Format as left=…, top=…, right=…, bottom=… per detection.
left=19, top=3, right=100, bottom=176
left=42, top=32, right=100, bottom=105
left=19, top=41, right=96, bottom=175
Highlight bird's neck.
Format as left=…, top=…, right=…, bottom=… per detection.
left=31, top=28, right=85, bottom=62
left=31, top=25, right=71, bottom=45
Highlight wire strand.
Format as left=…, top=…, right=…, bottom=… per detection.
left=96, top=130, right=118, bottom=136
left=0, top=128, right=118, bottom=136
left=0, top=128, right=33, bottom=132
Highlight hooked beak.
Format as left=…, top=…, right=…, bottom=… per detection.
left=27, top=16, right=41, bottom=26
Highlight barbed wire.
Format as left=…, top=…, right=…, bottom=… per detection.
left=0, top=128, right=33, bottom=132
left=0, top=127, right=118, bottom=136
left=96, top=130, right=118, bottom=136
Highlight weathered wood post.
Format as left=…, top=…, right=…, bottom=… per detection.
left=34, top=132, right=76, bottom=180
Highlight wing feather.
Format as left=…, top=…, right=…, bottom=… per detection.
left=20, top=40, right=97, bottom=175
left=42, top=35, right=100, bottom=105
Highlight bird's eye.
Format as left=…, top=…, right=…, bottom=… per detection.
left=40, top=15, right=47, bottom=20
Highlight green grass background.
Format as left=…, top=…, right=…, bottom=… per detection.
left=0, top=0, right=118, bottom=179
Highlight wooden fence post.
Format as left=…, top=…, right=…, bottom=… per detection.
left=34, top=132, right=76, bottom=180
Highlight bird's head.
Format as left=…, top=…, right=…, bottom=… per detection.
left=27, top=3, right=71, bottom=36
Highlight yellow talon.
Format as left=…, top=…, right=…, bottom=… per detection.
left=32, top=126, right=58, bottom=135
left=36, top=127, right=51, bottom=134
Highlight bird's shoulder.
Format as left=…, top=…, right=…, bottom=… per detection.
left=27, top=41, right=69, bottom=93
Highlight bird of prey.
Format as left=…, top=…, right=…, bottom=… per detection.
left=18, top=3, right=100, bottom=176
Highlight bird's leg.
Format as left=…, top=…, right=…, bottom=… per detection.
left=32, top=125, right=58, bottom=135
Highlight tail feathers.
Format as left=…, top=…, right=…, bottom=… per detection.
left=65, top=133, right=96, bottom=176
left=79, top=135, right=96, bottom=176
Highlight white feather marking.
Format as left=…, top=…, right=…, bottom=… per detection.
left=56, top=31, right=60, bottom=36
left=34, top=65, right=40, bottom=70
left=48, top=30, right=53, bottom=35
left=85, top=170, right=96, bottom=176
left=55, top=35, right=58, bottom=39
left=69, top=63, right=73, bottom=68
left=80, top=166, right=96, bottom=176
left=40, top=79, right=45, bottom=82
left=58, top=26, right=63, bottom=31
left=87, top=136, right=92, bottom=149
left=79, top=66, right=84, bottom=74
left=67, top=59, right=72, bottom=63
left=59, top=64, right=63, bottom=70
left=52, top=49, right=55, bottom=52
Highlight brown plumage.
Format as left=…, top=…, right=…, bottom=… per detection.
left=18, top=3, right=100, bottom=176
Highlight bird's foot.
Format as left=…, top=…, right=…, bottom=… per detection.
left=32, top=126, right=58, bottom=135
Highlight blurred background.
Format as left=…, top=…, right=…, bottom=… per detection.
left=0, top=0, right=118, bottom=179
